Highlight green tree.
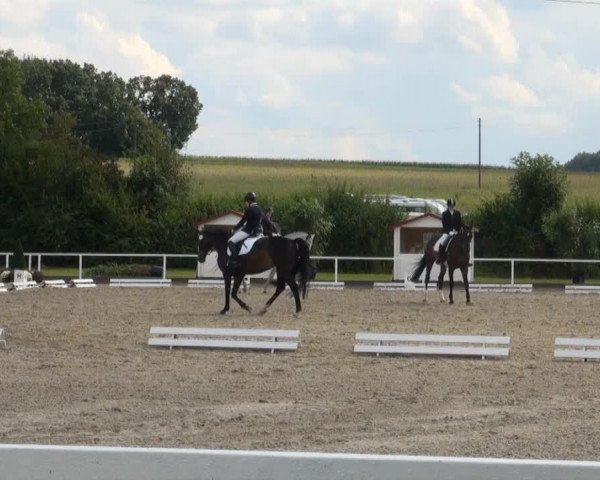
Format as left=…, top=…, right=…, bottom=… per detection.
left=473, top=152, right=568, bottom=257
left=564, top=151, right=600, bottom=172
left=127, top=75, right=202, bottom=149
left=10, top=240, right=26, bottom=269
left=127, top=148, right=189, bottom=218
left=19, top=55, right=168, bottom=157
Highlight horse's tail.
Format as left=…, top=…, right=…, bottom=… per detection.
left=294, top=238, right=312, bottom=299
left=409, top=253, right=430, bottom=283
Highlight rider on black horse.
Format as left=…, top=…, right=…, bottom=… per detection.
left=261, top=206, right=279, bottom=236
left=435, top=198, right=463, bottom=264
left=228, top=192, right=264, bottom=267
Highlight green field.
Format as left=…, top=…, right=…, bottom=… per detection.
left=184, top=156, right=600, bottom=211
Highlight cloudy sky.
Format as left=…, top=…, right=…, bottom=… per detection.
left=1, top=0, right=599, bottom=165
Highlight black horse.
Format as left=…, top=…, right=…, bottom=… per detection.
left=197, top=229, right=313, bottom=315
left=410, top=225, right=473, bottom=304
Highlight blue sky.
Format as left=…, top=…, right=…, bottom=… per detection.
left=1, top=0, right=599, bottom=165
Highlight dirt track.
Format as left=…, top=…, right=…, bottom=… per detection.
left=1, top=286, right=600, bottom=460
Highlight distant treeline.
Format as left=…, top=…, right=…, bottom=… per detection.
left=563, top=151, right=600, bottom=172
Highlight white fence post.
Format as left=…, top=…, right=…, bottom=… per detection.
left=511, top=260, right=515, bottom=285
left=28, top=255, right=32, bottom=271
left=334, top=258, right=338, bottom=284
left=78, top=255, right=83, bottom=279
left=5, top=254, right=9, bottom=268
left=162, top=256, right=167, bottom=280
left=37, top=254, right=42, bottom=272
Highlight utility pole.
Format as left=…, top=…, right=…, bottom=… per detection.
left=478, top=117, right=482, bottom=189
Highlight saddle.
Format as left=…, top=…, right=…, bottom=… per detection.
left=238, top=235, right=263, bottom=256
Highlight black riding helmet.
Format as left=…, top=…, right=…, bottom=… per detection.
left=244, top=192, right=257, bottom=203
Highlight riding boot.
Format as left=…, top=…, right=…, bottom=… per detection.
left=436, top=246, right=446, bottom=265
left=227, top=241, right=239, bottom=268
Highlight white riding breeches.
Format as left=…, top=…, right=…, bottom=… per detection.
left=434, top=232, right=455, bottom=252
left=228, top=230, right=250, bottom=255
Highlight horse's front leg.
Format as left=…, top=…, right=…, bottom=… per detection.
left=259, top=277, right=286, bottom=315
left=460, top=266, right=471, bottom=304
left=437, top=263, right=447, bottom=303
left=221, top=273, right=232, bottom=314
left=231, top=273, right=252, bottom=312
left=448, top=268, right=455, bottom=304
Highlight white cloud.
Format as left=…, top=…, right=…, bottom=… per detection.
left=450, top=81, right=480, bottom=103
left=259, top=74, right=296, bottom=109
left=117, top=34, right=180, bottom=78
left=74, top=12, right=180, bottom=78
left=458, top=0, right=518, bottom=63
left=194, top=42, right=386, bottom=109
left=0, top=33, right=68, bottom=59
left=0, top=0, right=55, bottom=27
left=483, top=74, right=540, bottom=108
left=452, top=75, right=565, bottom=133
left=77, top=11, right=105, bottom=33
left=528, top=53, right=600, bottom=101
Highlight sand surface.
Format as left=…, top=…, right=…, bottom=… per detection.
left=1, top=286, right=600, bottom=460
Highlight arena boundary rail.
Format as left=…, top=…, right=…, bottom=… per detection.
left=1, top=444, right=600, bottom=480
left=3, top=252, right=600, bottom=285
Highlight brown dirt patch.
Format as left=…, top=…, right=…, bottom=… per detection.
left=1, top=286, right=599, bottom=460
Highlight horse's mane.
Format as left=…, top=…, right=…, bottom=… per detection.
left=202, top=229, right=230, bottom=244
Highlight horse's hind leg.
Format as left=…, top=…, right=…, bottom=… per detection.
left=286, top=277, right=302, bottom=314
left=259, top=278, right=286, bottom=315
left=423, top=265, right=432, bottom=303
left=460, top=266, right=471, bottom=304
left=231, top=274, right=252, bottom=312
left=448, top=268, right=455, bottom=304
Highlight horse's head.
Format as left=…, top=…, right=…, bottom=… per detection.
left=461, top=224, right=474, bottom=243
left=197, top=230, right=215, bottom=263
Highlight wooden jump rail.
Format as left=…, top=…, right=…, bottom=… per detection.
left=354, top=332, right=510, bottom=359
left=110, top=278, right=172, bottom=288
left=148, top=327, right=299, bottom=353
left=554, top=337, right=600, bottom=361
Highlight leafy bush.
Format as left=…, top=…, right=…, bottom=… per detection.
left=85, top=263, right=161, bottom=277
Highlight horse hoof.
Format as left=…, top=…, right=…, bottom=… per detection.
left=449, top=300, right=454, bottom=305
left=258, top=307, right=268, bottom=316
left=219, top=309, right=228, bottom=315
left=466, top=301, right=472, bottom=306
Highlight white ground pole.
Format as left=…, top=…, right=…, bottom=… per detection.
left=1, top=445, right=600, bottom=480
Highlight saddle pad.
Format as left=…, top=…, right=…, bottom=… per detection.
left=239, top=236, right=262, bottom=256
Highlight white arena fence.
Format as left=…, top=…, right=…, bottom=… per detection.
left=2, top=252, right=600, bottom=285
left=1, top=444, right=600, bottom=480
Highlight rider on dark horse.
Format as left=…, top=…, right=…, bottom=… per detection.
left=228, top=192, right=264, bottom=268
left=435, top=198, right=463, bottom=264
left=261, top=206, right=279, bottom=236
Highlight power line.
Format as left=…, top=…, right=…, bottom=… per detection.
left=545, top=0, right=600, bottom=5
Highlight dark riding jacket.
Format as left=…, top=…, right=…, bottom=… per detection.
left=442, top=209, right=463, bottom=234
left=234, top=203, right=263, bottom=235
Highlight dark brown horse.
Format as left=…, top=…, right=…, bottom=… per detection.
left=410, top=225, right=473, bottom=304
left=197, top=229, right=313, bottom=315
